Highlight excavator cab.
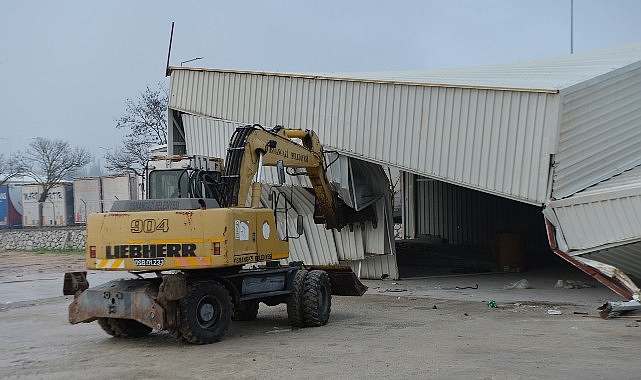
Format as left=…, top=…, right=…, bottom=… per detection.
left=146, top=155, right=224, bottom=200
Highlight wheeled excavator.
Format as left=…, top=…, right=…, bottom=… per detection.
left=63, top=124, right=375, bottom=344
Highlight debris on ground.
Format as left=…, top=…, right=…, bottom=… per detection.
left=436, top=284, right=479, bottom=290
left=487, top=300, right=498, bottom=308
left=378, top=288, right=407, bottom=293
left=554, top=280, right=594, bottom=289
left=599, top=300, right=641, bottom=319
left=547, top=309, right=562, bottom=315
left=503, top=279, right=531, bottom=289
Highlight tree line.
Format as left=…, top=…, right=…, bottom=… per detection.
left=0, top=82, right=168, bottom=226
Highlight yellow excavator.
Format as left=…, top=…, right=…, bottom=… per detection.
left=63, top=124, right=373, bottom=344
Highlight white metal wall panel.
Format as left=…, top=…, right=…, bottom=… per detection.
left=261, top=183, right=394, bottom=267
left=344, top=254, right=399, bottom=280
left=263, top=185, right=340, bottom=265
left=182, top=114, right=239, bottom=157
left=553, top=63, right=641, bottom=198
left=548, top=187, right=641, bottom=251
left=170, top=69, right=558, bottom=205
left=332, top=226, right=365, bottom=261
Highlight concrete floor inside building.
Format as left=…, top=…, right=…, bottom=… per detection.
left=391, top=241, right=625, bottom=309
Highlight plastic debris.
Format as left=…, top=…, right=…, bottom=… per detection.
left=487, top=300, right=498, bottom=308
left=547, top=309, right=562, bottom=315
left=554, top=280, right=593, bottom=289
left=504, top=279, right=531, bottom=289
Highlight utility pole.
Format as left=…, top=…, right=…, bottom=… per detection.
left=570, top=0, right=574, bottom=54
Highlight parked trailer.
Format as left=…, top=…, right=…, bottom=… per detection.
left=22, top=183, right=74, bottom=227
left=73, top=177, right=102, bottom=224
left=101, top=175, right=138, bottom=212
left=0, top=184, right=23, bottom=229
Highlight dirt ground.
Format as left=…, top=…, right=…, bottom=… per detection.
left=1, top=251, right=641, bottom=379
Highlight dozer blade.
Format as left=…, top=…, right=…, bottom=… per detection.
left=306, top=265, right=368, bottom=296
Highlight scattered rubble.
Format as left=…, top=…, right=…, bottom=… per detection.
left=555, top=280, right=594, bottom=289
left=504, top=279, right=531, bottom=289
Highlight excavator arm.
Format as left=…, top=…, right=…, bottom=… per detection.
left=220, top=125, right=373, bottom=230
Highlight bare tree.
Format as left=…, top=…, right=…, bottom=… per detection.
left=0, top=153, right=27, bottom=186
left=21, top=138, right=91, bottom=226
left=105, top=83, right=168, bottom=176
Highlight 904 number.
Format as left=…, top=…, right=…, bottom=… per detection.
left=131, top=218, right=169, bottom=233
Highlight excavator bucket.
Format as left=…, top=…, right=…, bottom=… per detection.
left=307, top=265, right=368, bottom=296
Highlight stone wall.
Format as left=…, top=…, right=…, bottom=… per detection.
left=0, top=227, right=86, bottom=251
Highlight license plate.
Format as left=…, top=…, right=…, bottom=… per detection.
left=134, top=258, right=165, bottom=267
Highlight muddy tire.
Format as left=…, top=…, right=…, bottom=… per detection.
left=233, top=300, right=260, bottom=321
left=302, top=270, right=331, bottom=327
left=168, top=322, right=185, bottom=341
left=177, top=280, right=232, bottom=344
left=287, top=269, right=307, bottom=327
left=97, top=318, right=152, bottom=338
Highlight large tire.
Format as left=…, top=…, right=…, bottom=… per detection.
left=233, top=300, right=260, bottom=321
left=287, top=269, right=307, bottom=327
left=97, top=318, right=152, bottom=338
left=176, top=280, right=232, bottom=344
left=302, top=270, right=332, bottom=327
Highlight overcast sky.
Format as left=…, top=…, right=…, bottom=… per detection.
left=1, top=0, right=641, bottom=165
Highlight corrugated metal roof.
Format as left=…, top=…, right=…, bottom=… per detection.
left=170, top=41, right=641, bottom=92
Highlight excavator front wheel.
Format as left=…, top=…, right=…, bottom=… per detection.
left=287, top=269, right=307, bottom=327
left=176, top=280, right=232, bottom=344
left=302, top=270, right=332, bottom=327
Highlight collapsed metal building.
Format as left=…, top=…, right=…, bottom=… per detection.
left=166, top=41, right=641, bottom=299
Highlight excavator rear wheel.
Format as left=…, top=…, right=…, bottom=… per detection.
left=97, top=318, right=152, bottom=338
left=302, top=270, right=332, bottom=327
left=176, top=280, right=232, bottom=344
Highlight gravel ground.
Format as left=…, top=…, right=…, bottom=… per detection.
left=1, top=251, right=641, bottom=379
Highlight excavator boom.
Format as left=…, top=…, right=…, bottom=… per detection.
left=220, top=125, right=373, bottom=230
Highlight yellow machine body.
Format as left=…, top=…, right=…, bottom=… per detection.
left=85, top=208, right=289, bottom=271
